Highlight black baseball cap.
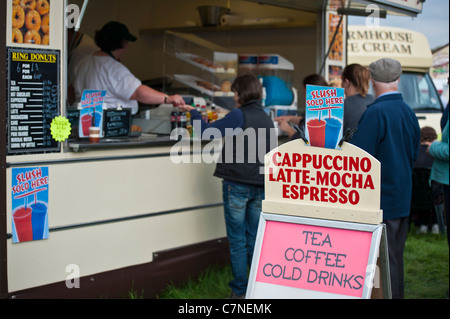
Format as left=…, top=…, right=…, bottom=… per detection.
left=98, top=21, right=137, bottom=42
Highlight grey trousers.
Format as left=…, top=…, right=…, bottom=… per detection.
left=384, top=216, right=409, bottom=299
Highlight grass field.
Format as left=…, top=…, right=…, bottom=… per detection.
left=404, top=227, right=449, bottom=299
left=157, top=227, right=449, bottom=299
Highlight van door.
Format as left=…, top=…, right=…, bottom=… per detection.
left=398, top=72, right=444, bottom=131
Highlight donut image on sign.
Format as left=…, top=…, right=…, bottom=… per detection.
left=12, top=0, right=50, bottom=46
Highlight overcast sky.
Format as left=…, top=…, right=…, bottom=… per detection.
left=348, top=0, right=449, bottom=50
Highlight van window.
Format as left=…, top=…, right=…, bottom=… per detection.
left=398, top=72, right=443, bottom=113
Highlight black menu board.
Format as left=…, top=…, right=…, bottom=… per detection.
left=103, top=109, right=132, bottom=137
left=7, top=48, right=60, bottom=155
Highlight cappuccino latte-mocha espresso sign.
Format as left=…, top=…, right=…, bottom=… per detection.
left=263, top=139, right=381, bottom=222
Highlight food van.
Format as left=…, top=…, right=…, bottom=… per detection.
left=1, top=0, right=424, bottom=298
left=348, top=25, right=445, bottom=132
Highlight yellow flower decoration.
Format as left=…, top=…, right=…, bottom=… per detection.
left=50, top=116, right=71, bottom=142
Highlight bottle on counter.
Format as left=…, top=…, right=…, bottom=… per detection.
left=201, top=105, right=207, bottom=122
left=186, top=110, right=191, bottom=125
left=211, top=105, right=218, bottom=122
left=170, top=108, right=179, bottom=131
left=186, top=113, right=192, bottom=137
left=178, top=111, right=187, bottom=129
left=184, top=103, right=195, bottom=138
left=207, top=108, right=213, bottom=123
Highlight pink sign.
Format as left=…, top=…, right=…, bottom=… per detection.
left=256, top=221, right=373, bottom=297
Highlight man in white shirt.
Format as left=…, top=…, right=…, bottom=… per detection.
left=73, top=21, right=185, bottom=114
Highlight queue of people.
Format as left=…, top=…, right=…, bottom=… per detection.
left=71, top=21, right=448, bottom=300
left=274, top=60, right=446, bottom=299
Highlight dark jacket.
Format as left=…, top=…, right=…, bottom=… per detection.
left=351, top=92, right=421, bottom=220
left=343, top=93, right=375, bottom=135
left=214, top=100, right=276, bottom=186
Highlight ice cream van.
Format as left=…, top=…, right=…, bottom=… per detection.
left=348, top=25, right=445, bottom=132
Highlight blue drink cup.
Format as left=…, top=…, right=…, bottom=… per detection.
left=324, top=118, right=342, bottom=149
left=30, top=202, right=48, bottom=240
left=94, top=112, right=102, bottom=127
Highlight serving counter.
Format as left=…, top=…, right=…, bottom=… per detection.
left=67, top=134, right=175, bottom=152
left=5, top=138, right=228, bottom=298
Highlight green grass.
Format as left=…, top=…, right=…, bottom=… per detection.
left=404, top=227, right=449, bottom=299
left=157, top=227, right=448, bottom=299
left=157, top=264, right=233, bottom=299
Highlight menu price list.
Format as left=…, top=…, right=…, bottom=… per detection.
left=104, top=109, right=132, bottom=137
left=7, top=48, right=60, bottom=155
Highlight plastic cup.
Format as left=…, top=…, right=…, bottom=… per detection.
left=81, top=114, right=93, bottom=136
left=13, top=207, right=33, bottom=242
left=306, top=119, right=326, bottom=147
left=324, top=118, right=342, bottom=149
left=30, top=202, right=48, bottom=240
left=89, top=126, right=100, bottom=143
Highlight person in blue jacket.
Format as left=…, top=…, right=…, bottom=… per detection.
left=351, top=58, right=421, bottom=299
left=427, top=117, right=449, bottom=245
left=179, top=73, right=276, bottom=299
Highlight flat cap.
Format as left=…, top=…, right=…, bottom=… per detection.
left=369, top=58, right=402, bottom=83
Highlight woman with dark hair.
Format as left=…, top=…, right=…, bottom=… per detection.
left=302, top=73, right=329, bottom=88
left=341, top=63, right=374, bottom=135
left=179, top=73, right=276, bottom=299
left=73, top=21, right=185, bottom=114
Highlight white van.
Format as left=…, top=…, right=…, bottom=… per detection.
left=348, top=25, right=445, bottom=132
